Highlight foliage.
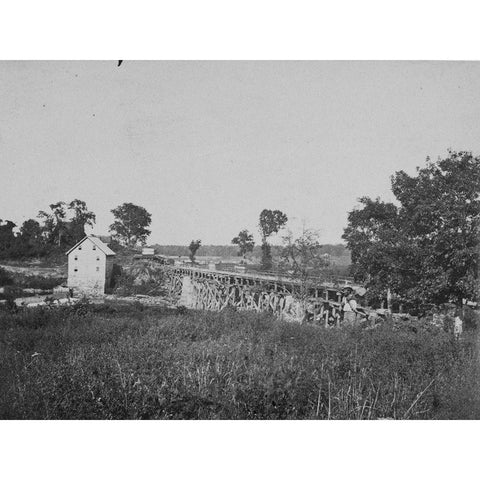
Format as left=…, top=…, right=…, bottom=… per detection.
left=109, top=203, right=152, bottom=248
left=188, top=240, right=202, bottom=263
left=37, top=202, right=67, bottom=246
left=280, top=229, right=330, bottom=314
left=18, top=220, right=44, bottom=254
left=280, top=229, right=329, bottom=290
left=113, top=262, right=165, bottom=296
left=231, top=230, right=255, bottom=262
left=68, top=199, right=96, bottom=244
left=112, top=270, right=142, bottom=296
left=258, top=209, right=288, bottom=270
left=0, top=306, right=477, bottom=419
left=343, top=151, right=480, bottom=306
left=280, top=229, right=329, bottom=279
left=258, top=209, right=288, bottom=242
left=0, top=220, right=17, bottom=259
left=342, top=197, right=410, bottom=305
left=38, top=199, right=96, bottom=248
left=0, top=267, right=13, bottom=287
left=0, top=198, right=96, bottom=260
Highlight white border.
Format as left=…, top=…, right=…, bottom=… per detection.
left=1, top=420, right=478, bottom=479
left=0, top=1, right=479, bottom=59
left=1, top=1, right=479, bottom=478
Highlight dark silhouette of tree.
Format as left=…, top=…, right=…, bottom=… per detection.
left=343, top=151, right=480, bottom=307
left=0, top=266, right=13, bottom=286
left=189, top=240, right=202, bottom=263
left=37, top=199, right=96, bottom=249
left=68, top=199, right=96, bottom=244
left=258, top=209, right=288, bottom=270
left=109, top=203, right=152, bottom=248
left=231, top=230, right=255, bottom=263
left=0, top=220, right=16, bottom=258
left=38, top=201, right=67, bottom=246
left=0, top=198, right=95, bottom=259
left=18, top=219, right=44, bottom=255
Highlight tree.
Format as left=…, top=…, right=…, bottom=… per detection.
left=0, top=266, right=13, bottom=286
left=109, top=203, right=152, bottom=248
left=280, top=229, right=330, bottom=311
left=258, top=209, right=288, bottom=270
left=68, top=199, right=96, bottom=244
left=37, top=199, right=96, bottom=249
left=231, top=229, right=255, bottom=263
left=281, top=229, right=330, bottom=280
left=343, top=151, right=480, bottom=307
left=18, top=219, right=44, bottom=255
left=38, top=201, right=67, bottom=246
left=0, top=220, right=17, bottom=258
left=342, top=197, right=416, bottom=308
left=189, top=240, right=202, bottom=263
left=20, top=219, right=42, bottom=242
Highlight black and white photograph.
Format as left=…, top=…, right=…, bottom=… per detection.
left=1, top=2, right=479, bottom=479
left=2, top=59, right=478, bottom=421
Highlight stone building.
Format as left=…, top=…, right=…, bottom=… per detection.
left=66, top=235, right=116, bottom=295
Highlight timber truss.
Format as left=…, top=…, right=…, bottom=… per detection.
left=164, top=266, right=355, bottom=324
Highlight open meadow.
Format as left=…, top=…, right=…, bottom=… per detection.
left=1, top=302, right=478, bottom=420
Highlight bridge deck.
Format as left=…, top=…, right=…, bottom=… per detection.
left=164, top=265, right=368, bottom=317
left=167, top=265, right=360, bottom=291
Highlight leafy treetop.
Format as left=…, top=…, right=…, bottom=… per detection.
left=232, top=230, right=255, bottom=261
left=109, top=203, right=152, bottom=248
left=342, top=150, right=480, bottom=307
left=189, top=239, right=202, bottom=263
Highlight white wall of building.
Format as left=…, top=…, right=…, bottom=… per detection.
left=67, top=238, right=111, bottom=295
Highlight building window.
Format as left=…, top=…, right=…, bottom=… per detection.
left=74, top=268, right=78, bottom=272
left=96, top=267, right=100, bottom=272
left=78, top=246, right=82, bottom=250
left=74, top=256, right=78, bottom=261
left=93, top=245, right=96, bottom=250
left=96, top=257, right=100, bottom=261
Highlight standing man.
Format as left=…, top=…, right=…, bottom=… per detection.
left=342, top=292, right=363, bottom=326
left=453, top=305, right=463, bottom=340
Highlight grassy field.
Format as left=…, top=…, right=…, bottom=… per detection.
left=0, top=303, right=478, bottom=419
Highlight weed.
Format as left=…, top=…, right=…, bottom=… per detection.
left=0, top=306, right=477, bottom=419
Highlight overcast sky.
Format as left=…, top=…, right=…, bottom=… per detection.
left=1, top=61, right=479, bottom=245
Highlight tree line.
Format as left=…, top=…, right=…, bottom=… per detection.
left=0, top=201, right=152, bottom=260
left=152, top=243, right=349, bottom=259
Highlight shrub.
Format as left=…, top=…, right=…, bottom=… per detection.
left=463, top=306, right=479, bottom=330
left=0, top=267, right=13, bottom=287
left=0, top=285, right=25, bottom=300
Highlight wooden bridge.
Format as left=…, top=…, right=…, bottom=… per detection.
left=164, top=265, right=360, bottom=323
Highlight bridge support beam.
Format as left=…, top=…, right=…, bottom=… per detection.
left=166, top=266, right=348, bottom=323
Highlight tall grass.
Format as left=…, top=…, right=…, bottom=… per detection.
left=0, top=304, right=478, bottom=419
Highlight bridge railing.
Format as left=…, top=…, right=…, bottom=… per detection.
left=167, top=264, right=359, bottom=290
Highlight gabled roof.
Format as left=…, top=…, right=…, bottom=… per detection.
left=66, top=235, right=116, bottom=256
